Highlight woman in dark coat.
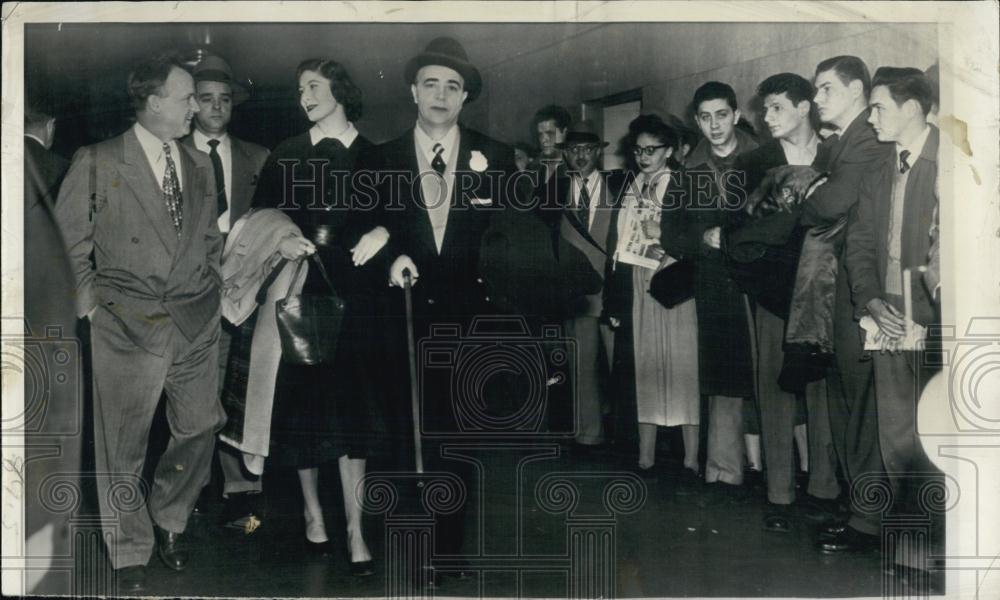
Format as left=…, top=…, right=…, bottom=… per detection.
left=251, top=58, right=387, bottom=575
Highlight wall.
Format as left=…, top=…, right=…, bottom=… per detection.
left=482, top=22, right=939, bottom=147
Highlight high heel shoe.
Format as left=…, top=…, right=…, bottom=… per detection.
left=345, top=549, right=375, bottom=577
left=306, top=539, right=333, bottom=557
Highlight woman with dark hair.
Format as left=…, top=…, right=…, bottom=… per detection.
left=605, top=114, right=701, bottom=480
left=249, top=58, right=386, bottom=575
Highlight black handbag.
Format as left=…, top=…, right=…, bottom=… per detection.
left=272, top=254, right=346, bottom=365
left=648, top=259, right=696, bottom=309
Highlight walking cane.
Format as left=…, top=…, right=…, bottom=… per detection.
left=402, top=268, right=425, bottom=486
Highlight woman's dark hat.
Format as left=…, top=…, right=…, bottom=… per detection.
left=192, top=55, right=250, bottom=105
left=556, top=121, right=609, bottom=148
left=404, top=37, right=482, bottom=103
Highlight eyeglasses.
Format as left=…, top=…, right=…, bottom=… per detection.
left=565, top=145, right=600, bottom=155
left=632, top=144, right=668, bottom=157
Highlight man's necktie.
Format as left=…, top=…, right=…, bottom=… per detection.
left=162, top=143, right=183, bottom=235
left=431, top=143, right=446, bottom=176
left=577, top=176, right=592, bottom=225
left=899, top=149, right=911, bottom=174
left=207, top=139, right=227, bottom=217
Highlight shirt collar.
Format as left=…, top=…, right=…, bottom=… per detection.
left=833, top=105, right=866, bottom=136
left=897, top=125, right=931, bottom=164
left=193, top=128, right=229, bottom=149
left=779, top=132, right=819, bottom=164
left=309, top=122, right=358, bottom=148
left=414, top=123, right=459, bottom=159
left=133, top=122, right=178, bottom=162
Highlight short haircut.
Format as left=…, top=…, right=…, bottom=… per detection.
left=128, top=52, right=187, bottom=112
left=871, top=66, right=934, bottom=116
left=815, top=55, right=872, bottom=98
left=25, top=97, right=55, bottom=128
left=513, top=141, right=537, bottom=158
left=693, top=81, right=738, bottom=113
left=296, top=58, right=364, bottom=122
left=532, top=104, right=571, bottom=131
left=757, top=72, right=815, bottom=108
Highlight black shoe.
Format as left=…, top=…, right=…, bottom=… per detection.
left=817, top=526, right=880, bottom=554
left=153, top=525, right=188, bottom=571
left=221, top=492, right=264, bottom=532
left=349, top=559, right=376, bottom=577
left=116, top=565, right=146, bottom=594
left=703, top=481, right=748, bottom=505
left=674, top=468, right=703, bottom=496
left=763, top=503, right=794, bottom=533
left=306, top=539, right=333, bottom=557
left=633, top=464, right=658, bottom=481
left=743, top=468, right=764, bottom=492
left=819, top=519, right=849, bottom=537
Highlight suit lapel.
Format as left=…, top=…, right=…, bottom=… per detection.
left=176, top=143, right=205, bottom=252
left=230, top=138, right=251, bottom=220
left=118, top=130, right=178, bottom=254
left=439, top=128, right=474, bottom=256
left=402, top=132, right=437, bottom=256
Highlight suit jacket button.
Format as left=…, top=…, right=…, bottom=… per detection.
left=131, top=237, right=140, bottom=244
left=477, top=277, right=483, bottom=283
left=427, top=298, right=435, bottom=305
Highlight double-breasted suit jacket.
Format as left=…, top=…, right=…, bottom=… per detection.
left=365, top=125, right=517, bottom=320
left=54, top=125, right=225, bottom=569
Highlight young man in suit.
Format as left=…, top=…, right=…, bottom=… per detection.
left=799, top=56, right=896, bottom=541
left=829, top=68, right=941, bottom=563
left=364, top=36, right=517, bottom=585
left=182, top=53, right=269, bottom=533
left=542, top=121, right=626, bottom=451
left=54, top=53, right=226, bottom=592
left=682, top=81, right=759, bottom=497
left=717, top=73, right=839, bottom=530
left=532, top=104, right=571, bottom=184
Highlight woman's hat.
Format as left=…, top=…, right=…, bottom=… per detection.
left=192, top=55, right=250, bottom=105
left=404, top=37, right=482, bottom=103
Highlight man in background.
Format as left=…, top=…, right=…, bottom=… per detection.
left=182, top=53, right=269, bottom=533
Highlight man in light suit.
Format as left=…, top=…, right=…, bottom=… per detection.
left=828, top=68, right=941, bottom=567
left=541, top=121, right=625, bottom=450
left=363, top=36, right=516, bottom=585
left=182, top=54, right=269, bottom=532
left=54, top=53, right=226, bottom=592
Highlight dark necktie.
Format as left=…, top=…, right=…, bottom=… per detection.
left=577, top=176, right=592, bottom=224
left=207, top=139, right=227, bottom=217
left=431, top=142, right=446, bottom=176
left=899, top=149, right=911, bottom=174
left=162, top=143, right=183, bottom=235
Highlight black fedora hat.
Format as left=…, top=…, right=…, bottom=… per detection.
left=556, top=120, right=609, bottom=149
left=404, top=37, right=482, bottom=103
left=192, top=55, right=250, bottom=105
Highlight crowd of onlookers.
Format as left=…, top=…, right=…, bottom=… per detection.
left=23, top=37, right=942, bottom=593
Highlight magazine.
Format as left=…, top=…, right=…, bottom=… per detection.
left=614, top=183, right=664, bottom=270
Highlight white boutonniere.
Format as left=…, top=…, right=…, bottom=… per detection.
left=469, top=150, right=488, bottom=172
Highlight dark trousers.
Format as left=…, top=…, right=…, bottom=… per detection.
left=90, top=309, right=224, bottom=569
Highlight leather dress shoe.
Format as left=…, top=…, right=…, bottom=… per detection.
left=820, top=520, right=848, bottom=537
left=154, top=525, right=188, bottom=571
left=116, top=565, right=146, bottom=593
left=818, top=526, right=880, bottom=554
left=346, top=548, right=375, bottom=577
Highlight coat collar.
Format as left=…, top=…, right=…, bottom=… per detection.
left=685, top=126, right=758, bottom=170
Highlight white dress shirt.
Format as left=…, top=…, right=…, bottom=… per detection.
left=192, top=129, right=232, bottom=231
left=134, top=122, right=183, bottom=191
left=779, top=133, right=820, bottom=166
left=571, top=172, right=602, bottom=230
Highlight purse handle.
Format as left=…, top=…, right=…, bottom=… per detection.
left=282, top=254, right=338, bottom=301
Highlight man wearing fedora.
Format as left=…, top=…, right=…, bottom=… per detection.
left=182, top=53, right=270, bottom=533
left=362, top=36, right=516, bottom=584
left=540, top=121, right=626, bottom=450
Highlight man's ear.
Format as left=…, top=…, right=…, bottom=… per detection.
left=45, top=118, right=56, bottom=148
left=411, top=84, right=418, bottom=105
left=848, top=79, right=864, bottom=100
left=733, top=109, right=742, bottom=125
left=460, top=90, right=468, bottom=105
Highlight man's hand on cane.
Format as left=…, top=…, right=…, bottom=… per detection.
left=390, top=255, right=419, bottom=287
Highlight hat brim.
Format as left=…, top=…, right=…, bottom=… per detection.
left=556, top=138, right=609, bottom=149
left=404, top=53, right=482, bottom=103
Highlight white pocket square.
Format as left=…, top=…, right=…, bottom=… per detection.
left=471, top=197, right=493, bottom=206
